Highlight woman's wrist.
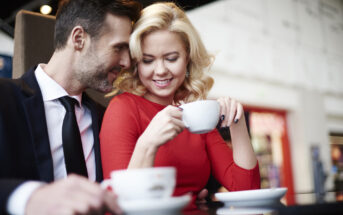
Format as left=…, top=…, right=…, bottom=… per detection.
left=136, top=136, right=158, bottom=157
left=128, top=138, right=158, bottom=168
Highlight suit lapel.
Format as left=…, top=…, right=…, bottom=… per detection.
left=20, top=68, right=54, bottom=182
left=19, top=67, right=104, bottom=182
left=83, top=94, right=104, bottom=182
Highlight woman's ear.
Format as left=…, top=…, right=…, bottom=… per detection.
left=70, top=26, right=86, bottom=50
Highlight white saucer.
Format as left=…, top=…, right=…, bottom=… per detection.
left=216, top=207, right=275, bottom=215
left=215, top=188, right=287, bottom=206
left=118, top=194, right=191, bottom=215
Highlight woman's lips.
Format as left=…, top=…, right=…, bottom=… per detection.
left=153, top=78, right=173, bottom=88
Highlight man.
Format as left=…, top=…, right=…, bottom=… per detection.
left=0, top=0, right=141, bottom=214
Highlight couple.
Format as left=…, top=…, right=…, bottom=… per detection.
left=0, top=0, right=259, bottom=215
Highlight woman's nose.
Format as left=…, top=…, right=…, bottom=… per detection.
left=155, top=60, right=168, bottom=75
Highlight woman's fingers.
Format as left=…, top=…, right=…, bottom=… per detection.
left=164, top=106, right=185, bottom=131
left=227, top=98, right=236, bottom=127
left=217, top=98, right=227, bottom=127
left=217, top=97, right=244, bottom=127
left=235, top=102, right=243, bottom=123
left=145, top=105, right=185, bottom=147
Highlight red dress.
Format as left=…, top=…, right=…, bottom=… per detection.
left=100, top=92, right=260, bottom=208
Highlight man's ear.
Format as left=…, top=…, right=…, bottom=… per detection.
left=70, top=26, right=86, bottom=50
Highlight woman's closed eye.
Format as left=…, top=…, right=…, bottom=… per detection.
left=142, top=58, right=153, bottom=64
left=166, top=57, right=178, bottom=62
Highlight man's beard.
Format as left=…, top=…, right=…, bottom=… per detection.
left=76, top=50, right=114, bottom=93
left=75, top=61, right=113, bottom=93
left=79, top=65, right=113, bottom=93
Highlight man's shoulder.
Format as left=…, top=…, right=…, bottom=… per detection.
left=0, top=78, right=24, bottom=93
left=0, top=77, right=34, bottom=97
left=0, top=77, right=20, bottom=86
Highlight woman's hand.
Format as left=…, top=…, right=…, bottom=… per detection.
left=128, top=106, right=185, bottom=168
left=217, top=97, right=244, bottom=128
left=139, top=105, right=185, bottom=148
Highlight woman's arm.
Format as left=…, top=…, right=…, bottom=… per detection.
left=100, top=94, right=185, bottom=174
left=217, top=97, right=257, bottom=169
left=128, top=105, right=184, bottom=168
left=100, top=95, right=141, bottom=178
left=205, top=129, right=260, bottom=191
left=205, top=97, right=260, bottom=191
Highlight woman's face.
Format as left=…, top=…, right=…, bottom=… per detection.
left=137, top=30, right=189, bottom=105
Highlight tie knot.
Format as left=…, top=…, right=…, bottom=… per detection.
left=59, top=96, right=79, bottom=112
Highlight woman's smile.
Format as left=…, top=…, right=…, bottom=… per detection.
left=153, top=78, right=173, bottom=88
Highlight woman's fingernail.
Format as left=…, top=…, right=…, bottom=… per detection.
left=234, top=119, right=239, bottom=123
left=221, top=115, right=225, bottom=121
left=178, top=107, right=183, bottom=111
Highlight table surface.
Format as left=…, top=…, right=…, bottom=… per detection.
left=182, top=192, right=343, bottom=215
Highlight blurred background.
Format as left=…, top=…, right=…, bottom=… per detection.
left=1, top=0, right=343, bottom=206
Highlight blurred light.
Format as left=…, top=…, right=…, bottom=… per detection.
left=40, top=5, right=52, bottom=15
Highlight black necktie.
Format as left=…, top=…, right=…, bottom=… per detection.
left=59, top=96, right=88, bottom=177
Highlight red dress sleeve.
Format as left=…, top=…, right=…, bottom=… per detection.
left=205, top=130, right=260, bottom=191
left=100, top=94, right=141, bottom=179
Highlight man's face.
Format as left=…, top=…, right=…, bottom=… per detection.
left=75, top=14, right=132, bottom=93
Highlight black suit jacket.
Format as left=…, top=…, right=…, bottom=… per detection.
left=0, top=67, right=105, bottom=213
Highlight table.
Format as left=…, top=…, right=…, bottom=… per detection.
left=183, top=192, right=343, bottom=215
left=182, top=201, right=343, bottom=215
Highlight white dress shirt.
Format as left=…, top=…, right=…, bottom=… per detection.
left=7, top=65, right=96, bottom=214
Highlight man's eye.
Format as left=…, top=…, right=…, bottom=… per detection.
left=114, top=45, right=127, bottom=52
left=113, top=47, right=121, bottom=52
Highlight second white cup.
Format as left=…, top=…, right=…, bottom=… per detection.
left=102, top=167, right=176, bottom=201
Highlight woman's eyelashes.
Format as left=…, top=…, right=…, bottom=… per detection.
left=142, top=58, right=153, bottom=64
left=141, top=54, right=179, bottom=64
left=166, top=56, right=178, bottom=62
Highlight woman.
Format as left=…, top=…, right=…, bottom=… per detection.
left=100, top=2, right=260, bottom=208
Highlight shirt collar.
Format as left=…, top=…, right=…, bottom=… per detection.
left=34, top=64, right=82, bottom=105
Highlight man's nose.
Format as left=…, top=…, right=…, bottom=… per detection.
left=119, top=50, right=131, bottom=69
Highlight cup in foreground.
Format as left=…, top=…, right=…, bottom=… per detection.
left=102, top=167, right=176, bottom=201
left=180, top=100, right=220, bottom=134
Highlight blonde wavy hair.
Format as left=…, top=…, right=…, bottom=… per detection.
left=113, top=2, right=214, bottom=104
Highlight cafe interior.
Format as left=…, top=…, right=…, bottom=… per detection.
left=1, top=0, right=343, bottom=214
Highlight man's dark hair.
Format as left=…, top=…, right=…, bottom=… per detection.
left=54, top=0, right=141, bottom=50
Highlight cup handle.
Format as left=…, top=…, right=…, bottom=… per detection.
left=100, top=179, right=111, bottom=190
left=180, top=105, right=189, bottom=128
left=182, top=118, right=189, bottom=128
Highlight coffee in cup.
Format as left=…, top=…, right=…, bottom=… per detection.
left=180, top=100, right=220, bottom=134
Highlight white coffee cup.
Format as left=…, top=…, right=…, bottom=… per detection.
left=101, top=167, right=176, bottom=201
left=180, top=100, right=220, bottom=134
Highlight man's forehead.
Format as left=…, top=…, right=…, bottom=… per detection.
left=93, top=14, right=131, bottom=46
left=101, top=13, right=132, bottom=34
